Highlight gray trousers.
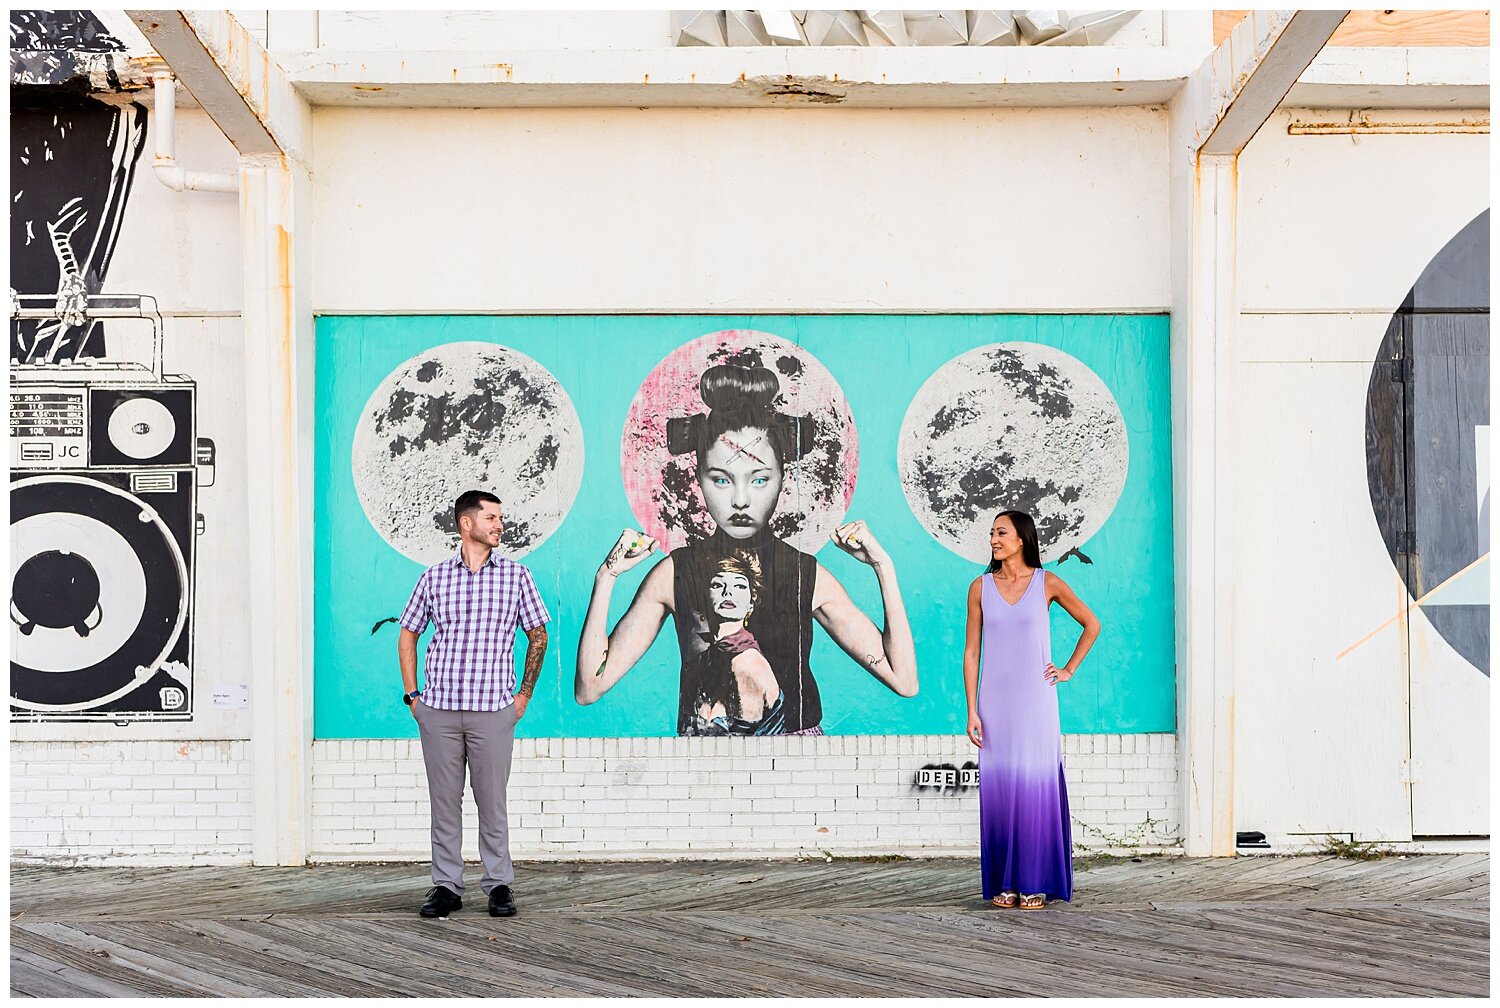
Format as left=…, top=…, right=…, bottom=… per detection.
left=412, top=699, right=517, bottom=895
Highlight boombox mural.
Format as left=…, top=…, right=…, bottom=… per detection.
left=10, top=10, right=210, bottom=721
left=316, top=315, right=1176, bottom=740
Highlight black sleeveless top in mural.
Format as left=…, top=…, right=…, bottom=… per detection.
left=671, top=528, right=821, bottom=735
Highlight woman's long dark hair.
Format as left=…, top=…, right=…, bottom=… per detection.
left=987, top=510, right=1043, bottom=572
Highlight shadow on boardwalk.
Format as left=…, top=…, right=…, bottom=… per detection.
left=10, top=853, right=1489, bottom=996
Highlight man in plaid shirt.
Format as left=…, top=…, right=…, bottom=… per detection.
left=398, top=490, right=550, bottom=919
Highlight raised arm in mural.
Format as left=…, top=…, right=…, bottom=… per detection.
left=575, top=360, right=917, bottom=736
left=575, top=529, right=670, bottom=702
left=814, top=519, right=917, bottom=697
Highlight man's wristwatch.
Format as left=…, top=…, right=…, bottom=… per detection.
left=403, top=690, right=422, bottom=706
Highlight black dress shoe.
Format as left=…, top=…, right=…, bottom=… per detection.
left=420, top=885, right=462, bottom=918
left=488, top=884, right=517, bottom=917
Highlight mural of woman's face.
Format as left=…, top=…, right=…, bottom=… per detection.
left=698, top=426, right=783, bottom=539
left=708, top=571, right=754, bottom=621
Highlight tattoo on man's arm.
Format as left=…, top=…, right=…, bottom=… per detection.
left=595, top=647, right=609, bottom=677
left=865, top=652, right=888, bottom=669
left=517, top=625, right=548, bottom=698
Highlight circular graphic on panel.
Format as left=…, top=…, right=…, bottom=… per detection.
left=106, top=398, right=176, bottom=460
left=621, top=331, right=858, bottom=554
left=1365, top=209, right=1489, bottom=675
left=353, top=342, right=584, bottom=564
left=898, top=342, right=1129, bottom=564
left=10, top=475, right=187, bottom=710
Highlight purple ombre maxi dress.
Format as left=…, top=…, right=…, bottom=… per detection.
left=977, top=570, right=1073, bottom=901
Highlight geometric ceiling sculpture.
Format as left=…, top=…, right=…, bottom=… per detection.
left=674, top=10, right=1139, bottom=46
left=725, top=9, right=774, bottom=44
left=967, top=10, right=1019, bottom=45
left=672, top=10, right=728, bottom=45
left=800, top=10, right=869, bottom=45
left=904, top=10, right=969, bottom=45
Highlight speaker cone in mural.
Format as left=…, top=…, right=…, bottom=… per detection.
left=352, top=341, right=585, bottom=564
left=1365, top=210, right=1490, bottom=676
left=577, top=329, right=916, bottom=736
left=898, top=342, right=1129, bottom=564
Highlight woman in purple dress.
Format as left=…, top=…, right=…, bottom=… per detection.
left=963, top=510, right=1101, bottom=909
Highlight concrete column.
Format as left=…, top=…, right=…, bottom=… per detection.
left=1168, top=145, right=1239, bottom=857
left=240, top=152, right=314, bottom=865
left=1167, top=10, right=1345, bottom=857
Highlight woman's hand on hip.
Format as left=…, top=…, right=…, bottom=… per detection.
left=966, top=713, right=983, bottom=748
left=1044, top=662, right=1073, bottom=685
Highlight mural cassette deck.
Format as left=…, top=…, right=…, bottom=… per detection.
left=10, top=300, right=212, bottom=723
left=11, top=364, right=194, bottom=470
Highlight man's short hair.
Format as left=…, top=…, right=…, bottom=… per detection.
left=454, top=490, right=501, bottom=529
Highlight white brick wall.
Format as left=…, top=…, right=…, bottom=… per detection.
left=11, top=740, right=254, bottom=865
left=311, top=733, right=1178, bottom=861
left=9, top=734, right=1177, bottom=864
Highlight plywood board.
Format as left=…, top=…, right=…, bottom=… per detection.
left=1216, top=10, right=1490, bottom=47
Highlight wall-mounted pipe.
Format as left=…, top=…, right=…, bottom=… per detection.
left=151, top=72, right=238, bottom=193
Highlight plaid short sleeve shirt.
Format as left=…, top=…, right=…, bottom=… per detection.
left=399, top=550, right=551, bottom=711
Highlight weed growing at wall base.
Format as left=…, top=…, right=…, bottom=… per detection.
left=1316, top=835, right=1398, bottom=860
left=1072, top=812, right=1182, bottom=852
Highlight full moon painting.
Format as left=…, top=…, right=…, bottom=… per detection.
left=352, top=342, right=584, bottom=564
left=622, top=330, right=858, bottom=555
left=898, top=342, right=1128, bottom=563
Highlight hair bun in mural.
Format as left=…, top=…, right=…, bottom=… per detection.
left=898, top=341, right=1128, bottom=564
left=353, top=342, right=584, bottom=564
left=621, top=330, right=857, bottom=554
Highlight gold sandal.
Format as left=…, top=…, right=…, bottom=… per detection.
left=992, top=891, right=1018, bottom=908
left=1018, top=893, right=1047, bottom=910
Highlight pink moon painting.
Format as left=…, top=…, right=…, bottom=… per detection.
left=621, top=330, right=859, bottom=555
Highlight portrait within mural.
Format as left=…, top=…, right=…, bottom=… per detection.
left=693, top=549, right=784, bottom=735
left=574, top=331, right=918, bottom=736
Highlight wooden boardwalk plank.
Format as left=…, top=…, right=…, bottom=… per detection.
left=11, top=926, right=218, bottom=997
left=815, top=909, right=1257, bottom=997
left=10, top=854, right=1488, bottom=998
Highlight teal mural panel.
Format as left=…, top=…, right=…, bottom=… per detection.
left=314, top=315, right=1175, bottom=739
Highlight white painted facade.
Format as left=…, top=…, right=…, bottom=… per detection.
left=309, top=105, right=1171, bottom=315
left=1233, top=112, right=1490, bottom=845
left=10, top=11, right=1488, bottom=866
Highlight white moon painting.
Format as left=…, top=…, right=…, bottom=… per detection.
left=353, top=342, right=584, bottom=564
left=898, top=342, right=1128, bottom=564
